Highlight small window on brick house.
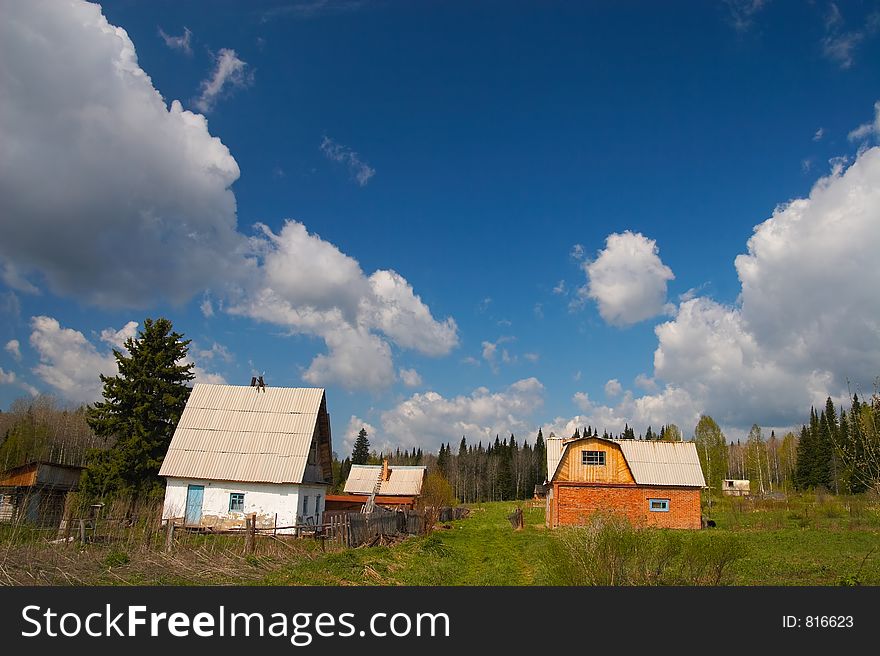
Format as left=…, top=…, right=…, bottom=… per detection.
left=229, top=493, right=245, bottom=512
left=582, top=450, right=606, bottom=466
left=649, top=498, right=669, bottom=512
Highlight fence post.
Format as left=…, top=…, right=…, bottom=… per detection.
left=78, top=519, right=86, bottom=545
left=245, top=513, right=256, bottom=555
left=164, top=519, right=174, bottom=553
left=63, top=511, right=72, bottom=548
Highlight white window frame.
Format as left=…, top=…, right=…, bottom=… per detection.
left=582, top=450, right=606, bottom=466
left=228, top=492, right=245, bottom=512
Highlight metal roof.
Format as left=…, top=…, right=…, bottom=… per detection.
left=343, top=464, right=426, bottom=496
left=545, top=437, right=564, bottom=484
left=617, top=440, right=706, bottom=487
left=552, top=437, right=706, bottom=487
left=159, top=383, right=326, bottom=485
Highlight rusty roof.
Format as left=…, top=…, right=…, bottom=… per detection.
left=159, top=383, right=328, bottom=485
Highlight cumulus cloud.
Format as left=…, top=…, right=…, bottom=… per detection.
left=5, top=339, right=21, bottom=361
left=379, top=378, right=545, bottom=451
left=572, top=391, right=593, bottom=413
left=0, top=0, right=247, bottom=307
left=604, top=379, right=622, bottom=398
left=399, top=368, right=422, bottom=387
left=228, top=221, right=457, bottom=390
left=195, top=48, right=252, bottom=113
left=28, top=316, right=226, bottom=404
left=577, top=231, right=675, bottom=326
left=158, top=26, right=192, bottom=55
left=29, top=316, right=120, bottom=404
left=561, top=141, right=880, bottom=435
left=320, top=136, right=376, bottom=186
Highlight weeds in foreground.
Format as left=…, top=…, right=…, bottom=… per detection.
left=538, top=513, right=748, bottom=586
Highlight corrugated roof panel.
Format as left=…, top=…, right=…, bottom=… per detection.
left=343, top=465, right=382, bottom=494
left=158, top=383, right=326, bottom=484
left=342, top=465, right=425, bottom=496
left=546, top=437, right=564, bottom=483
left=617, top=441, right=706, bottom=487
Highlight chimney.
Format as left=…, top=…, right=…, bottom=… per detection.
left=382, top=459, right=390, bottom=481
left=250, top=376, right=257, bottom=387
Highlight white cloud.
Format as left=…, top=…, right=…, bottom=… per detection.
left=604, top=379, right=622, bottom=398
left=29, top=316, right=119, bottom=404
left=572, top=391, right=593, bottom=412
left=200, top=297, right=215, bottom=318
left=0, top=2, right=458, bottom=395
left=399, top=368, right=422, bottom=387
left=379, top=378, right=545, bottom=452
left=0, top=0, right=246, bottom=307
left=196, top=341, right=234, bottom=363
left=5, top=339, right=21, bottom=361
left=343, top=415, right=378, bottom=456
left=634, top=373, right=657, bottom=391
left=0, top=367, right=16, bottom=384
left=813, top=127, right=825, bottom=141
left=227, top=221, right=457, bottom=391
left=524, top=352, right=539, bottom=363
left=28, top=316, right=226, bottom=404
left=320, top=136, right=375, bottom=186
left=577, top=231, right=675, bottom=326
left=158, top=26, right=192, bottom=55
left=195, top=48, right=252, bottom=113
left=847, top=101, right=880, bottom=142
left=570, top=244, right=585, bottom=260
left=99, top=321, right=139, bottom=350
left=552, top=280, right=567, bottom=295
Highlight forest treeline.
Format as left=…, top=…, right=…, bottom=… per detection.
left=3, top=388, right=879, bottom=501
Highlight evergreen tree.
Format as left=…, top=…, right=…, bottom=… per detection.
left=534, top=428, right=547, bottom=482
left=351, top=427, right=370, bottom=465
left=81, top=318, right=194, bottom=499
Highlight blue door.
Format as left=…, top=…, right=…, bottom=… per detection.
left=185, top=485, right=204, bottom=526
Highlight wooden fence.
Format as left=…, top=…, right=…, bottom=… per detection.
left=327, top=509, right=429, bottom=548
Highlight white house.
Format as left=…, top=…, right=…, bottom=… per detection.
left=159, top=383, right=333, bottom=534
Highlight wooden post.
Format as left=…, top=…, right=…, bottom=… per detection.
left=164, top=519, right=174, bottom=553
left=78, top=519, right=86, bottom=544
left=273, top=513, right=278, bottom=537
left=63, top=511, right=72, bottom=548
left=245, top=513, right=256, bottom=555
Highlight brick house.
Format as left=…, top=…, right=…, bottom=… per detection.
left=545, top=436, right=706, bottom=529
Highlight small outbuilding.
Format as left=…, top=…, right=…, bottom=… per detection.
left=0, top=461, right=83, bottom=527
left=159, top=383, right=333, bottom=533
left=722, top=479, right=750, bottom=496
left=545, top=436, right=706, bottom=530
left=331, top=461, right=425, bottom=512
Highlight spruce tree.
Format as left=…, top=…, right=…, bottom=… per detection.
left=81, top=317, right=194, bottom=499
left=351, top=427, right=371, bottom=465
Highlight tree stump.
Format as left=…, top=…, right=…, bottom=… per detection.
left=507, top=507, right=524, bottom=530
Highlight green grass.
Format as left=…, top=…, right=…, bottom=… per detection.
left=4, top=494, right=879, bottom=585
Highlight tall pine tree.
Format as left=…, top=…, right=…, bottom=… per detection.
left=81, top=317, right=194, bottom=499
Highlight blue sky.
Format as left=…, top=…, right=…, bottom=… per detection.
left=2, top=0, right=880, bottom=454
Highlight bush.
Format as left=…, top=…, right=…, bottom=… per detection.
left=538, top=513, right=748, bottom=586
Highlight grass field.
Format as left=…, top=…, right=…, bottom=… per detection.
left=2, top=493, right=879, bottom=585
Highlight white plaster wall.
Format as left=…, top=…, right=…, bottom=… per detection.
left=163, top=478, right=327, bottom=534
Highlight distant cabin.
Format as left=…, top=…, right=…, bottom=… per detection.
left=159, top=383, right=333, bottom=533
left=0, top=461, right=83, bottom=527
left=722, top=479, right=750, bottom=496
left=326, top=461, right=426, bottom=513
left=544, top=436, right=706, bottom=530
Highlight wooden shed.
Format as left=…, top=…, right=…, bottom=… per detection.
left=545, top=436, right=706, bottom=530
left=0, top=461, right=83, bottom=527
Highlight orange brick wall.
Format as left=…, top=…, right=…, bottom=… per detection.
left=553, top=484, right=701, bottom=529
